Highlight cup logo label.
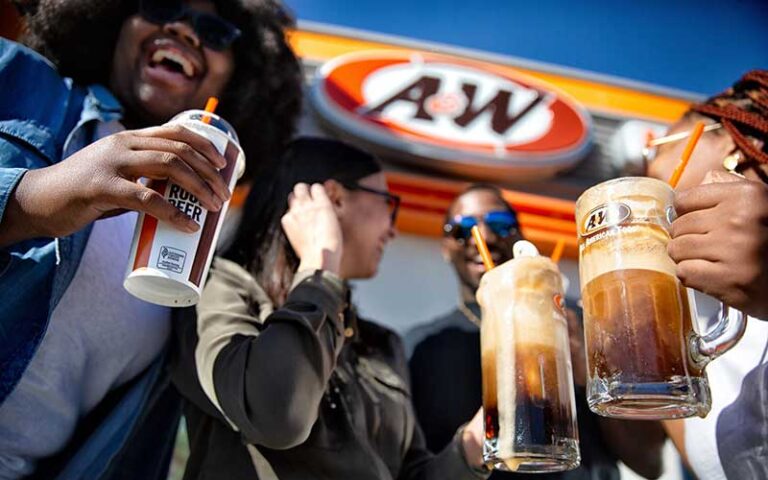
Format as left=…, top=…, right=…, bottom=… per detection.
left=581, top=202, right=631, bottom=237
left=157, top=246, right=187, bottom=274
left=553, top=293, right=566, bottom=316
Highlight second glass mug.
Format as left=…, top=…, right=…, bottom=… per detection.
left=576, top=177, right=746, bottom=419
left=477, top=243, right=580, bottom=472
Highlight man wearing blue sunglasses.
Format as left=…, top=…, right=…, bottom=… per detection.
left=441, top=198, right=521, bottom=294
left=406, top=185, right=666, bottom=480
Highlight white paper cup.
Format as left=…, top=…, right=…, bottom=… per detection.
left=124, top=110, right=245, bottom=307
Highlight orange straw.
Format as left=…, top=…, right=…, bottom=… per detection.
left=668, top=120, right=706, bottom=188
left=550, top=238, right=565, bottom=264
left=471, top=225, right=496, bottom=271
left=202, top=96, right=219, bottom=125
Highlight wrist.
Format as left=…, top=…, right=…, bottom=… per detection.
left=460, top=423, right=486, bottom=469
left=2, top=169, right=50, bottom=241
left=298, top=247, right=342, bottom=276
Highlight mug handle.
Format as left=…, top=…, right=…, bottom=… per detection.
left=689, top=289, right=747, bottom=365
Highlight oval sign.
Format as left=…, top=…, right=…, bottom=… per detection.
left=310, top=51, right=593, bottom=181
left=580, top=202, right=632, bottom=237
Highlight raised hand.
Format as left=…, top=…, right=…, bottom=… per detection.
left=281, top=183, right=343, bottom=275
left=670, top=171, right=768, bottom=319
left=461, top=407, right=486, bottom=469
left=1, top=124, right=231, bottom=247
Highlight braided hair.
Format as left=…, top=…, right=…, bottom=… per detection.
left=690, top=70, right=768, bottom=172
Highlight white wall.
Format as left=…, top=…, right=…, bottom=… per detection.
left=350, top=233, right=458, bottom=333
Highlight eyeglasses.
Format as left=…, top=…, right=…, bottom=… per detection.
left=343, top=183, right=401, bottom=225
left=641, top=122, right=723, bottom=165
left=139, top=0, right=242, bottom=51
left=443, top=210, right=519, bottom=241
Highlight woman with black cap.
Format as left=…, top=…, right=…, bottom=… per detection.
left=170, top=137, right=489, bottom=479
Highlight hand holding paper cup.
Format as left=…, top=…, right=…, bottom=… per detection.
left=124, top=100, right=245, bottom=307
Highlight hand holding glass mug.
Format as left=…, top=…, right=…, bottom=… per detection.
left=670, top=172, right=768, bottom=320
left=576, top=177, right=746, bottom=420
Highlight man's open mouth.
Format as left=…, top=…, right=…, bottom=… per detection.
left=150, top=48, right=196, bottom=78
left=150, top=48, right=195, bottom=78
left=142, top=36, right=205, bottom=84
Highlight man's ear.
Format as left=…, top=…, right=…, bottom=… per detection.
left=323, top=179, right=344, bottom=209
left=440, top=237, right=452, bottom=263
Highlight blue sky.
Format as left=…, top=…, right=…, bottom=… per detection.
left=285, top=0, right=768, bottom=95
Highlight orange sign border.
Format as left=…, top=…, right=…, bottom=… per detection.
left=314, top=50, right=592, bottom=163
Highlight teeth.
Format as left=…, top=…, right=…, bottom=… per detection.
left=151, top=49, right=195, bottom=77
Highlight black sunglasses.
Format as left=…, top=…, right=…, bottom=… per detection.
left=343, top=183, right=401, bottom=225
left=444, top=210, right=519, bottom=241
left=139, top=0, right=242, bottom=51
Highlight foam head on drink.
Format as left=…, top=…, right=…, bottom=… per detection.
left=576, top=177, right=709, bottom=418
left=477, top=241, right=579, bottom=472
left=124, top=109, right=245, bottom=307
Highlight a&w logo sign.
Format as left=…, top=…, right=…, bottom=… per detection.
left=310, top=51, right=592, bottom=181
left=581, top=202, right=632, bottom=237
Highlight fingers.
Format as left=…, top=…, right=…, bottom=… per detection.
left=675, top=259, right=724, bottom=295
left=674, top=182, right=732, bottom=216
left=668, top=233, right=721, bottom=263
left=677, top=178, right=768, bottom=219
left=309, top=183, right=332, bottom=206
left=292, top=182, right=311, bottom=202
left=670, top=207, right=719, bottom=237
left=123, top=136, right=231, bottom=203
left=110, top=180, right=200, bottom=233
left=128, top=150, right=223, bottom=211
left=290, top=183, right=330, bottom=205
left=133, top=124, right=227, bottom=169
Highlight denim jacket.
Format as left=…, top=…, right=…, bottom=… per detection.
left=0, top=39, right=179, bottom=480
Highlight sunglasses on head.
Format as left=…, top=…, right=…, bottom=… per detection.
left=139, top=0, right=242, bottom=51
left=342, top=182, right=401, bottom=225
left=444, top=210, right=519, bottom=241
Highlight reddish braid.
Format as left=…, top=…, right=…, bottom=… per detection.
left=690, top=70, right=768, bottom=167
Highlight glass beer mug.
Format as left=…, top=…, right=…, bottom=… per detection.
left=576, top=177, right=746, bottom=419
left=477, top=241, right=580, bottom=472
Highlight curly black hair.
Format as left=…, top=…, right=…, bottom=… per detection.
left=20, top=0, right=302, bottom=181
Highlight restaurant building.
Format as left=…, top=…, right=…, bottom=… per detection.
left=287, top=22, right=696, bottom=333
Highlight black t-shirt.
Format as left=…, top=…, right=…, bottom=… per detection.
left=406, top=305, right=620, bottom=480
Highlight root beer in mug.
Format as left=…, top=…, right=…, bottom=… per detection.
left=124, top=110, right=245, bottom=307
left=576, top=177, right=746, bottom=419
left=478, top=242, right=580, bottom=473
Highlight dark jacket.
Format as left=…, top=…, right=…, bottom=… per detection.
left=0, top=38, right=179, bottom=480
left=407, top=305, right=620, bottom=480
left=170, top=257, right=487, bottom=479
